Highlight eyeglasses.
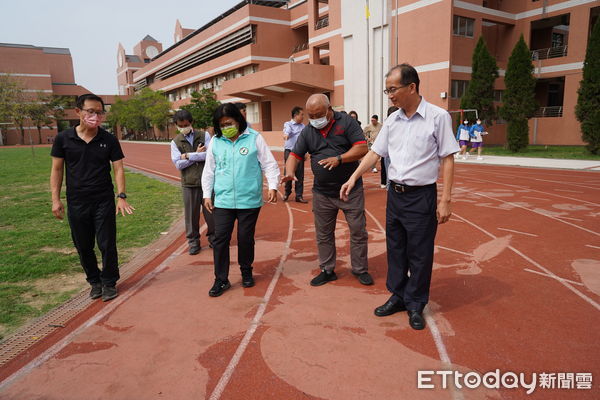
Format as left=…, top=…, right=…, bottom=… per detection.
left=81, top=109, right=106, bottom=116
left=383, top=84, right=410, bottom=95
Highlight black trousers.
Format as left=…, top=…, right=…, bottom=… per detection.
left=212, top=207, right=261, bottom=282
left=283, top=149, right=304, bottom=198
left=67, top=197, right=119, bottom=287
left=385, top=184, right=438, bottom=311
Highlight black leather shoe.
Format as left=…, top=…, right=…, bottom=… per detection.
left=310, top=270, right=337, bottom=286
left=102, top=286, right=118, bottom=302
left=295, top=197, right=308, bottom=204
left=283, top=194, right=290, bottom=202
left=374, top=300, right=406, bottom=317
left=408, top=310, right=426, bottom=330
left=241, top=269, right=255, bottom=288
left=209, top=280, right=231, bottom=297
left=354, top=272, right=374, bottom=285
left=189, top=246, right=200, bottom=255
left=90, top=283, right=103, bottom=300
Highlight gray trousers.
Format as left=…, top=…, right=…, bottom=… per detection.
left=183, top=186, right=215, bottom=247
left=312, top=189, right=368, bottom=274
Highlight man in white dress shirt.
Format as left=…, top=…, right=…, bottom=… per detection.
left=340, top=64, right=459, bottom=330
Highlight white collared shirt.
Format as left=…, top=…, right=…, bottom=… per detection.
left=371, top=98, right=459, bottom=186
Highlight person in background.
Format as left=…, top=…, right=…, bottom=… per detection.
left=234, top=102, right=251, bottom=128
left=202, top=104, right=280, bottom=297
left=281, top=94, right=373, bottom=287
left=468, top=118, right=486, bottom=160
left=283, top=106, right=308, bottom=203
left=170, top=109, right=215, bottom=255
left=456, top=119, right=471, bottom=160
left=50, top=93, right=134, bottom=302
left=363, top=114, right=382, bottom=173
left=348, top=110, right=362, bottom=128
left=340, top=64, right=459, bottom=330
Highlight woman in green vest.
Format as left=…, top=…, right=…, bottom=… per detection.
left=202, top=103, right=280, bottom=297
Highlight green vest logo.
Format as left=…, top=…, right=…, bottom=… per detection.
left=240, top=147, right=249, bottom=155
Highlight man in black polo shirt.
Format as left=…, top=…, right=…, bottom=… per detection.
left=282, top=94, right=373, bottom=287
left=50, top=94, right=134, bottom=302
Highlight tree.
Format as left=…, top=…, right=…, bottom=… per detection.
left=575, top=19, right=600, bottom=154
left=0, top=75, right=25, bottom=145
left=182, top=89, right=221, bottom=129
left=460, top=36, right=499, bottom=124
left=500, top=35, right=537, bottom=152
left=107, top=88, right=172, bottom=140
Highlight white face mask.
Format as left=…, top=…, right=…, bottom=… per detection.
left=177, top=126, right=193, bottom=135
left=310, top=116, right=329, bottom=129
left=476, top=121, right=481, bottom=125
left=463, top=121, right=468, bottom=124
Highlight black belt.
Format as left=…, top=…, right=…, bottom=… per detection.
left=391, top=182, right=435, bottom=193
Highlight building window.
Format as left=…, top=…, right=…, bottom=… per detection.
left=451, top=80, right=469, bottom=99
left=453, top=15, right=474, bottom=38
left=246, top=102, right=259, bottom=124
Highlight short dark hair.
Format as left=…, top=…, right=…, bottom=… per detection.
left=386, top=63, right=420, bottom=93
left=234, top=102, right=246, bottom=111
left=173, top=109, right=193, bottom=123
left=371, top=115, right=379, bottom=120
left=291, top=106, right=303, bottom=118
left=387, top=106, right=399, bottom=117
left=76, top=93, right=104, bottom=109
left=213, top=103, right=248, bottom=137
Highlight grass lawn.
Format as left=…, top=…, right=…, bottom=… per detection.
left=0, top=147, right=183, bottom=340
left=481, top=145, right=600, bottom=160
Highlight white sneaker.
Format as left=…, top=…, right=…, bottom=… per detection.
left=380, top=184, right=386, bottom=189
left=477, top=156, right=483, bottom=160
left=372, top=168, right=378, bottom=173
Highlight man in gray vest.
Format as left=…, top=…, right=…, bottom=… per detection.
left=170, top=110, right=215, bottom=254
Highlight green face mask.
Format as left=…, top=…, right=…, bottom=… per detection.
left=222, top=125, right=238, bottom=138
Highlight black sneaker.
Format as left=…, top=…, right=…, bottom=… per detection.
left=189, top=245, right=201, bottom=255
left=241, top=269, right=255, bottom=288
left=354, top=272, right=374, bottom=285
left=102, top=286, right=118, bottom=302
left=90, top=283, right=103, bottom=300
left=310, top=270, right=337, bottom=286
left=209, top=280, right=231, bottom=297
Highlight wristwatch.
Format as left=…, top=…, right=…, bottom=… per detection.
left=116, top=193, right=127, bottom=199
left=336, top=155, right=342, bottom=163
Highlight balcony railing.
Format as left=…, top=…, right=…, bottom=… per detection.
left=531, top=45, right=568, bottom=60
left=315, top=15, right=329, bottom=30
left=292, top=42, right=308, bottom=53
left=534, top=106, right=563, bottom=118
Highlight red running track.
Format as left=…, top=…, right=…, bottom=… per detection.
left=1, top=141, right=598, bottom=400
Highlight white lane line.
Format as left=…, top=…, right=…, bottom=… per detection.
left=554, top=189, right=584, bottom=193
left=534, top=177, right=599, bottom=190
left=466, top=176, right=600, bottom=207
left=554, top=215, right=583, bottom=221
left=363, top=208, right=461, bottom=400
left=209, top=192, right=294, bottom=400
left=523, top=268, right=584, bottom=286
left=585, top=244, right=600, bottom=250
left=461, top=189, right=600, bottom=237
left=289, top=206, right=308, bottom=213
left=0, top=241, right=188, bottom=391
left=435, top=245, right=472, bottom=257
left=125, top=162, right=180, bottom=181
left=497, top=228, right=538, bottom=237
left=453, top=212, right=600, bottom=311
